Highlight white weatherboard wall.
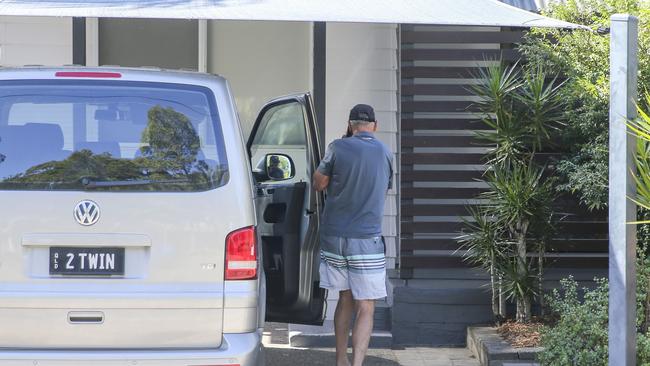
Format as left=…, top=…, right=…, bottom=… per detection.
left=325, top=22, right=399, bottom=268
left=288, top=23, right=398, bottom=339
left=0, top=16, right=72, bottom=66
left=207, top=20, right=313, bottom=137
left=323, top=23, right=399, bottom=320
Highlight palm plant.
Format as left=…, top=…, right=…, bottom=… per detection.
left=516, top=67, right=567, bottom=152
left=499, top=258, right=538, bottom=322
left=460, top=60, right=564, bottom=323
left=627, top=95, right=650, bottom=215
left=470, top=62, right=565, bottom=165
left=626, top=95, right=650, bottom=331
left=482, top=162, right=555, bottom=321
left=468, top=60, right=522, bottom=119
left=470, top=61, right=528, bottom=168
left=457, top=207, right=509, bottom=319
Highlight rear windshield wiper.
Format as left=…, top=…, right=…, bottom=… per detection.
left=82, top=179, right=189, bottom=188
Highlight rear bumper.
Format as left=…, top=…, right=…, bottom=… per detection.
left=0, top=331, right=262, bottom=366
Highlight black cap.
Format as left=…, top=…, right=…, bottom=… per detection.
left=349, top=104, right=375, bottom=122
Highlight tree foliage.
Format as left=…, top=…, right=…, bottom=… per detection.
left=0, top=106, right=217, bottom=191
left=140, top=105, right=203, bottom=176
left=520, top=0, right=650, bottom=211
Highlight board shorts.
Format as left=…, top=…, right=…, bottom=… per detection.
left=319, top=234, right=387, bottom=300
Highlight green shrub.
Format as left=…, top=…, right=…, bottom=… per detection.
left=539, top=245, right=650, bottom=365
left=538, top=277, right=609, bottom=365
left=520, top=0, right=650, bottom=211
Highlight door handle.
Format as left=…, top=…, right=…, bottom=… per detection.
left=68, top=311, right=104, bottom=324
left=306, top=209, right=316, bottom=215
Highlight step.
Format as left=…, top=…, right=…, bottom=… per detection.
left=288, top=321, right=393, bottom=348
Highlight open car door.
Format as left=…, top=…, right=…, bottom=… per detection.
left=248, top=93, right=326, bottom=325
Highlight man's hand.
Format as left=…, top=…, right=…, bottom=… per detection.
left=313, top=170, right=330, bottom=192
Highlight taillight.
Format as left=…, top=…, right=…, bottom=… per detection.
left=225, top=226, right=257, bottom=280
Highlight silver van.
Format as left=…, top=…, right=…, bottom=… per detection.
left=0, top=67, right=326, bottom=365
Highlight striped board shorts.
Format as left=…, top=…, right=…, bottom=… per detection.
left=319, top=235, right=387, bottom=300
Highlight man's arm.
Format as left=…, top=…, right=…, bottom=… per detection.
left=313, top=170, right=330, bottom=191
left=314, top=142, right=335, bottom=191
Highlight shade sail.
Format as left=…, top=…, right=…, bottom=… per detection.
left=499, top=0, right=558, bottom=11
left=0, top=0, right=584, bottom=29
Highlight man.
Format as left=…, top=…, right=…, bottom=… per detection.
left=313, top=104, right=393, bottom=366
left=267, top=155, right=285, bottom=180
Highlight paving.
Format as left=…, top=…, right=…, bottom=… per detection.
left=263, top=323, right=481, bottom=366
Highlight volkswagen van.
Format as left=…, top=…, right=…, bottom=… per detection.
left=0, top=67, right=326, bottom=365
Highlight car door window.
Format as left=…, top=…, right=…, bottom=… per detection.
left=250, top=101, right=308, bottom=183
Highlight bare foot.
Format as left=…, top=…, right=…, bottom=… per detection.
left=336, top=356, right=351, bottom=366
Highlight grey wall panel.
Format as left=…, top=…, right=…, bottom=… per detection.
left=99, top=18, right=198, bottom=70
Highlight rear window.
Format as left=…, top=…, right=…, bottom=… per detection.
left=0, top=80, right=228, bottom=192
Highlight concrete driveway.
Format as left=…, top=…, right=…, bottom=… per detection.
left=263, top=323, right=480, bottom=366
left=264, top=345, right=480, bottom=366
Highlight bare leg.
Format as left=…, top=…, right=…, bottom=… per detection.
left=334, top=290, right=354, bottom=366
left=351, top=299, right=375, bottom=366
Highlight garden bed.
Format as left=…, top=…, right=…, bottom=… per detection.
left=497, top=321, right=543, bottom=348
left=467, top=326, right=542, bottom=366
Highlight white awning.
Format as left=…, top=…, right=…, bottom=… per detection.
left=499, top=0, right=561, bottom=12
left=0, top=0, right=585, bottom=29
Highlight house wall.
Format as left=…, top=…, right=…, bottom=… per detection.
left=319, top=23, right=399, bottom=329
left=82, top=19, right=313, bottom=138
left=0, top=16, right=72, bottom=66
left=325, top=23, right=399, bottom=271
left=98, top=18, right=198, bottom=70
left=206, top=20, right=313, bottom=137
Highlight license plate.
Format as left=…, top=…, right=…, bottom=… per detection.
left=49, top=247, right=125, bottom=275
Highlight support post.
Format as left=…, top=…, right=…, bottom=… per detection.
left=198, top=19, right=208, bottom=72
left=85, top=17, right=99, bottom=67
left=609, top=14, right=639, bottom=366
left=313, top=22, right=326, bottom=150
left=72, top=18, right=86, bottom=66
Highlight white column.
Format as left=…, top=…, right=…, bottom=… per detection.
left=198, top=19, right=207, bottom=72
left=85, top=17, right=99, bottom=67
left=609, top=14, right=638, bottom=366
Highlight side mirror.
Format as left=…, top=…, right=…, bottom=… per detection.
left=253, top=153, right=295, bottom=182
left=266, top=154, right=295, bottom=181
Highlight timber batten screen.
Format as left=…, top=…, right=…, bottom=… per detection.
left=399, top=25, right=608, bottom=279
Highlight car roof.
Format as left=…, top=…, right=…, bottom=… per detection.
left=0, top=66, right=227, bottom=88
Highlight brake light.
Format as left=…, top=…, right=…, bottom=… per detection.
left=55, top=71, right=122, bottom=78
left=225, top=226, right=257, bottom=280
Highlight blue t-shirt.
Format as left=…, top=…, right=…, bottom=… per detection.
left=317, top=131, right=393, bottom=238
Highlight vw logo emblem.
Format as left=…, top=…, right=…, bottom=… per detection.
left=74, top=200, right=100, bottom=226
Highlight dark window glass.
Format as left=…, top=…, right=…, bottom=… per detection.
left=249, top=101, right=309, bottom=183
left=0, top=80, right=228, bottom=192
left=251, top=102, right=307, bottom=147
